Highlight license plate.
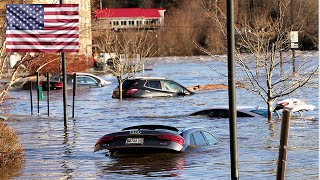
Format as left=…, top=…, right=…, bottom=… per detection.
left=125, top=138, right=144, bottom=144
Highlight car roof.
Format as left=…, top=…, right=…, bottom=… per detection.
left=189, top=106, right=264, bottom=118
left=181, top=127, right=207, bottom=133
left=127, top=77, right=167, bottom=80
left=71, top=72, right=101, bottom=78
left=122, top=125, right=180, bottom=132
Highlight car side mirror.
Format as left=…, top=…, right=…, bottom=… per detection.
left=177, top=89, right=187, bottom=96
left=177, top=92, right=186, bottom=96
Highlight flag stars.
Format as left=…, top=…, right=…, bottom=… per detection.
left=6, top=4, right=44, bottom=30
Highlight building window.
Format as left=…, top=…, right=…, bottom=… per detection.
left=113, top=21, right=119, bottom=26
left=129, top=21, right=134, bottom=25
left=136, top=21, right=142, bottom=26
left=121, top=21, right=127, bottom=25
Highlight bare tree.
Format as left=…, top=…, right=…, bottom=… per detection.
left=93, top=30, right=156, bottom=99
left=202, top=0, right=318, bottom=120
left=0, top=16, right=40, bottom=104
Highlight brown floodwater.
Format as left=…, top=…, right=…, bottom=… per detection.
left=2, top=54, right=318, bottom=179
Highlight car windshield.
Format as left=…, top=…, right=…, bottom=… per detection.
left=202, top=131, right=218, bottom=145
left=163, top=80, right=184, bottom=92
left=77, top=76, right=98, bottom=85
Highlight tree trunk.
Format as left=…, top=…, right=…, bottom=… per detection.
left=0, top=65, right=22, bottom=103
left=279, top=50, right=283, bottom=76
left=0, top=84, right=11, bottom=104
left=267, top=100, right=273, bottom=121
left=117, top=77, right=123, bottom=100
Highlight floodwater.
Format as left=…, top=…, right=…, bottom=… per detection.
left=1, top=52, right=319, bottom=179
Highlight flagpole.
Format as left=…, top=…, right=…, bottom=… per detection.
left=227, top=0, right=239, bottom=179
left=62, top=52, right=68, bottom=128
left=60, top=0, right=68, bottom=128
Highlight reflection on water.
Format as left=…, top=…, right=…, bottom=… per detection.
left=2, top=54, right=319, bottom=179
left=97, top=153, right=185, bottom=178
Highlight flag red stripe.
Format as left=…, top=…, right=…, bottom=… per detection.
left=44, top=4, right=79, bottom=8
left=44, top=11, right=79, bottom=15
left=44, top=19, right=78, bottom=23
left=6, top=41, right=79, bottom=46
left=44, top=26, right=79, bottom=31
left=6, top=34, right=79, bottom=38
left=6, top=48, right=79, bottom=52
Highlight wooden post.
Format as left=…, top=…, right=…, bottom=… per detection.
left=276, top=109, right=291, bottom=180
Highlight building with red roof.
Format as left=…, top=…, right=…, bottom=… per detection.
left=95, top=8, right=166, bottom=31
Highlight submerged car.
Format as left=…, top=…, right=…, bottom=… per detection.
left=190, top=98, right=315, bottom=118
left=189, top=106, right=270, bottom=118
left=112, top=77, right=193, bottom=99
left=273, top=98, right=315, bottom=115
left=94, top=125, right=218, bottom=156
left=41, top=72, right=111, bottom=90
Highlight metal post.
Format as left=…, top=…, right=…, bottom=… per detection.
left=36, top=72, right=40, bottom=114
left=47, top=72, right=50, bottom=116
left=30, top=81, right=33, bottom=115
left=276, top=110, right=291, bottom=180
left=291, top=0, right=296, bottom=73
left=227, top=0, right=239, bottom=179
left=60, top=0, right=68, bottom=128
left=292, top=49, right=295, bottom=73
left=72, top=73, right=77, bottom=118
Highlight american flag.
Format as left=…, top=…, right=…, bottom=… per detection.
left=6, top=4, right=79, bottom=52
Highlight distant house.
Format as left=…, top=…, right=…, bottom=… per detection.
left=95, top=8, right=166, bottom=31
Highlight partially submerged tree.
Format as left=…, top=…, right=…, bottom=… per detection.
left=93, top=30, right=156, bottom=99
left=202, top=0, right=318, bottom=120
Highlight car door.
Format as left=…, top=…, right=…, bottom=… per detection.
left=143, top=80, right=169, bottom=97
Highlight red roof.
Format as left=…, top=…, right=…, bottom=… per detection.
left=95, top=8, right=165, bottom=19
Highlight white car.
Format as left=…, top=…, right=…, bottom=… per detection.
left=41, top=72, right=111, bottom=90
left=73, top=72, right=111, bottom=86
left=273, top=98, right=315, bottom=115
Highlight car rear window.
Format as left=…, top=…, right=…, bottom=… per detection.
left=122, top=80, right=139, bottom=89
left=51, top=76, right=63, bottom=81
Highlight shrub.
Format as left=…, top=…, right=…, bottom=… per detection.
left=0, top=120, right=24, bottom=178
